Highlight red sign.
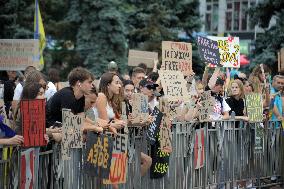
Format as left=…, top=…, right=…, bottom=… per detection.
left=21, top=99, right=46, bottom=147
left=194, top=128, right=205, bottom=169
left=20, top=148, right=35, bottom=189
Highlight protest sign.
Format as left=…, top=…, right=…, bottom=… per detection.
left=150, top=142, right=170, bottom=179
left=20, top=99, right=46, bottom=147
left=159, top=98, right=182, bottom=120
left=208, top=36, right=240, bottom=68
left=0, top=39, right=40, bottom=70
left=196, top=35, right=220, bottom=66
left=147, top=107, right=163, bottom=145
left=159, top=117, right=172, bottom=153
left=198, top=91, right=215, bottom=122
left=128, top=50, right=158, bottom=68
left=83, top=132, right=113, bottom=178
left=61, top=109, right=83, bottom=160
left=20, top=148, right=36, bottom=189
left=159, top=70, right=190, bottom=101
left=131, top=93, right=149, bottom=124
left=104, top=133, right=128, bottom=184
left=161, top=41, right=192, bottom=76
left=194, top=128, right=205, bottom=169
left=245, top=93, right=263, bottom=122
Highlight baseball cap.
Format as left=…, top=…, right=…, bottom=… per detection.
left=139, top=79, right=161, bottom=96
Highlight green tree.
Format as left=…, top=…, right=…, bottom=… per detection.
left=122, top=0, right=202, bottom=74
left=250, top=0, right=284, bottom=73
left=75, top=0, right=128, bottom=76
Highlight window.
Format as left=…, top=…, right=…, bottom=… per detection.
left=224, top=0, right=255, bottom=32
left=205, top=0, right=219, bottom=32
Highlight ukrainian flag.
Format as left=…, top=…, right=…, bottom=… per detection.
left=34, top=0, right=46, bottom=65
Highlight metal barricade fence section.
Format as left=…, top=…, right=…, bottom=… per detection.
left=0, top=120, right=283, bottom=189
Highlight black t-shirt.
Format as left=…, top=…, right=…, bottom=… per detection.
left=4, top=80, right=15, bottom=103
left=225, top=97, right=244, bottom=116
left=46, top=87, right=85, bottom=127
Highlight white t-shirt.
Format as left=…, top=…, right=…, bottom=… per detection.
left=13, top=83, right=23, bottom=100
left=45, top=82, right=57, bottom=101
left=210, top=98, right=231, bottom=120
left=149, top=97, right=159, bottom=112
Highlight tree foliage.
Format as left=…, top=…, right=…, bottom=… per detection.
left=0, top=0, right=202, bottom=77
left=249, top=0, right=284, bottom=73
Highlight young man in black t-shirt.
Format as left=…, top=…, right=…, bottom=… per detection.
left=46, top=67, right=94, bottom=126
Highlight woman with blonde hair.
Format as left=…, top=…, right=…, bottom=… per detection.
left=226, top=79, right=248, bottom=121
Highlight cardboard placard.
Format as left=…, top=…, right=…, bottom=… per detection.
left=208, top=36, right=240, bottom=68
left=196, top=36, right=220, bottom=66
left=198, top=91, right=215, bottom=122
left=61, top=109, right=83, bottom=160
left=245, top=93, right=263, bottom=122
left=161, top=41, right=192, bottom=76
left=147, top=107, right=163, bottom=145
left=20, top=99, right=46, bottom=147
left=159, top=98, right=181, bottom=120
left=128, top=50, right=158, bottom=68
left=194, top=128, right=205, bottom=169
left=0, top=39, right=40, bottom=70
left=159, top=70, right=190, bottom=101
left=131, top=93, right=149, bottom=124
left=159, top=117, right=172, bottom=153
left=83, top=132, right=113, bottom=178
left=103, top=133, right=128, bottom=184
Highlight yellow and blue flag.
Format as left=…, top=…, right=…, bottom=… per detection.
left=34, top=0, right=46, bottom=65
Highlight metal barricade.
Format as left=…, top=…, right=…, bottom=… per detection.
left=0, top=120, right=283, bottom=189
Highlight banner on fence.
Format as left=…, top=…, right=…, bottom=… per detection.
left=160, top=117, right=172, bottom=153
left=20, top=148, right=36, bottom=189
left=131, top=93, right=149, bottom=124
left=104, top=133, right=128, bottom=184
left=194, top=128, right=205, bottom=169
left=161, top=41, right=192, bottom=76
left=196, top=35, right=220, bottom=66
left=198, top=91, right=215, bottom=122
left=0, top=39, right=40, bottom=70
left=150, top=141, right=170, bottom=179
left=245, top=93, right=263, bottom=122
left=147, top=107, right=163, bottom=145
left=61, top=109, right=83, bottom=160
left=83, top=132, right=113, bottom=178
left=159, top=70, right=190, bottom=101
left=208, top=36, right=240, bottom=68
left=21, top=99, right=46, bottom=147
left=128, top=50, right=158, bottom=68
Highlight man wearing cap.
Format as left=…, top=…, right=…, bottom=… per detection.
left=139, top=78, right=160, bottom=112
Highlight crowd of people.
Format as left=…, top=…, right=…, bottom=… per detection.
left=0, top=61, right=283, bottom=185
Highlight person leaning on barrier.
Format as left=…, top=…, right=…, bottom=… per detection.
left=122, top=79, right=153, bottom=177
left=92, top=73, right=126, bottom=135
left=11, top=70, right=47, bottom=130
left=226, top=79, right=249, bottom=122
left=46, top=67, right=104, bottom=142
left=208, top=75, right=231, bottom=121
left=83, top=86, right=110, bottom=133
left=13, top=82, right=49, bottom=142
